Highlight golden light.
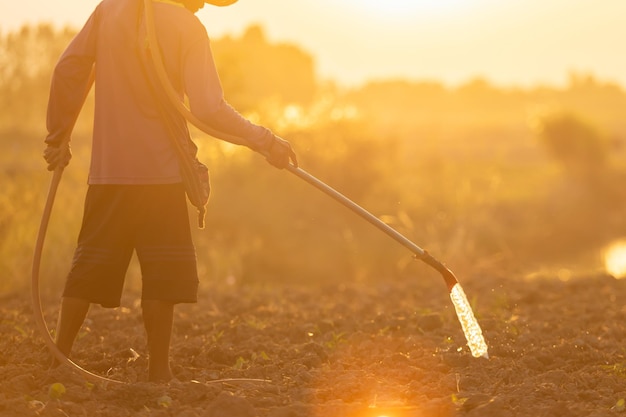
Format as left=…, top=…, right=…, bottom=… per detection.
left=604, top=239, right=626, bottom=279
left=344, top=0, right=473, bottom=19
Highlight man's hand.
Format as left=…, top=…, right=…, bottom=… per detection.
left=266, top=135, right=298, bottom=169
left=43, top=143, right=72, bottom=171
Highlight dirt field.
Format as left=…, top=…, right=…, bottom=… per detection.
left=1, top=270, right=625, bottom=417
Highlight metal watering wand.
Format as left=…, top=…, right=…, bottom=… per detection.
left=285, top=166, right=489, bottom=359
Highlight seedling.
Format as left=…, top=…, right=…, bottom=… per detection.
left=48, top=382, right=66, bottom=400
left=157, top=395, right=172, bottom=408
left=233, top=357, right=248, bottom=370
left=325, top=331, right=347, bottom=350
left=611, top=398, right=625, bottom=412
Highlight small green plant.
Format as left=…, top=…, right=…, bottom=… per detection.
left=233, top=357, right=248, bottom=370
left=611, top=398, right=625, bottom=412
left=48, top=382, right=66, bottom=400
left=251, top=351, right=270, bottom=361
left=325, top=331, right=346, bottom=349
left=601, top=362, right=626, bottom=378
left=157, top=395, right=172, bottom=408
left=376, top=326, right=391, bottom=337
left=210, top=330, right=224, bottom=343
left=451, top=393, right=468, bottom=406
left=244, top=316, right=267, bottom=330
left=504, top=322, right=521, bottom=338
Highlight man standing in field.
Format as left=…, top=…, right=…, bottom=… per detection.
left=44, top=0, right=297, bottom=382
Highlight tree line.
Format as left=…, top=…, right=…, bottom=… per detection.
left=1, top=23, right=625, bottom=288
left=1, top=23, right=625, bottom=136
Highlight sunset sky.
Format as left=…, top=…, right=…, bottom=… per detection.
left=1, top=0, right=624, bottom=88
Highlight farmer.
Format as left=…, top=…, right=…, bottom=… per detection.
left=44, top=0, right=297, bottom=382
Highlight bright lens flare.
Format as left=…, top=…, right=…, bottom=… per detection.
left=604, top=240, right=626, bottom=279
left=449, top=284, right=489, bottom=358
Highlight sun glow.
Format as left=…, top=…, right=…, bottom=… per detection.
left=346, top=0, right=472, bottom=19
left=604, top=240, right=626, bottom=279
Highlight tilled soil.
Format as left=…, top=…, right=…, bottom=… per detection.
left=1, top=272, right=625, bottom=416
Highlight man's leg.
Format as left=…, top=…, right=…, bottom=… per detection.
left=138, top=184, right=198, bottom=382
left=142, top=299, right=175, bottom=382
left=54, top=297, right=90, bottom=361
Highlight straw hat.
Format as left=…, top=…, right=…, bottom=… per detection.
left=205, top=0, right=237, bottom=6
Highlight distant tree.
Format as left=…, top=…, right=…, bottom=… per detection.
left=0, top=23, right=319, bottom=133
left=563, top=72, right=626, bottom=129
left=534, top=111, right=608, bottom=180
left=343, top=79, right=449, bottom=131
left=0, top=24, right=76, bottom=131
left=211, top=25, right=317, bottom=111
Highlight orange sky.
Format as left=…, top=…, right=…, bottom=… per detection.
left=1, top=0, right=624, bottom=88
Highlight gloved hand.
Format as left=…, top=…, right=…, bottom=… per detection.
left=43, top=143, right=72, bottom=171
left=265, top=135, right=298, bottom=169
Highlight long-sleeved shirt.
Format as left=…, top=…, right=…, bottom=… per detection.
left=46, top=0, right=272, bottom=184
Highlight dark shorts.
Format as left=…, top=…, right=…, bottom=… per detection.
left=63, top=184, right=199, bottom=308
